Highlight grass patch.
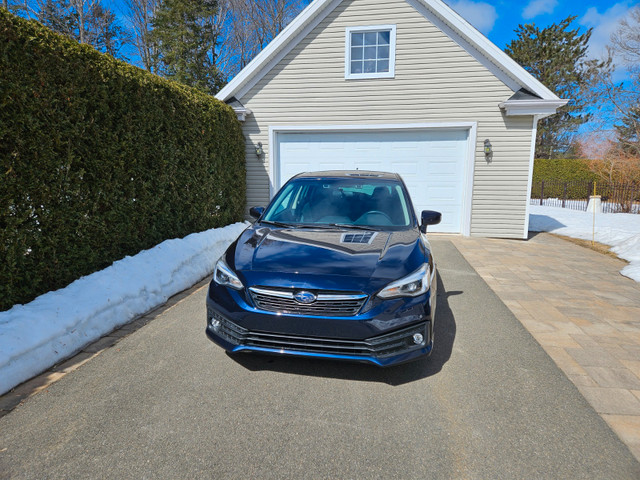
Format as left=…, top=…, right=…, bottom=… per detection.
left=548, top=233, right=628, bottom=263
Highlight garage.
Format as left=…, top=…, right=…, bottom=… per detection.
left=272, top=128, right=474, bottom=234
left=216, top=0, right=566, bottom=238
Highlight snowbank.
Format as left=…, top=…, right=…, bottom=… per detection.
left=0, top=222, right=248, bottom=396
left=529, top=205, right=640, bottom=282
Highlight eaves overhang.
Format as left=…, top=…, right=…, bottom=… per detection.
left=499, top=99, right=568, bottom=118
left=226, top=97, right=252, bottom=122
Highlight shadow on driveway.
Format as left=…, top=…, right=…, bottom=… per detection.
left=227, top=274, right=460, bottom=386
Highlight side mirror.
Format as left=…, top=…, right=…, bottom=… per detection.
left=420, top=210, right=441, bottom=233
left=249, top=206, right=265, bottom=219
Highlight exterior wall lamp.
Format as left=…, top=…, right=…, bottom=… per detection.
left=255, top=142, right=264, bottom=157
left=484, top=139, right=493, bottom=162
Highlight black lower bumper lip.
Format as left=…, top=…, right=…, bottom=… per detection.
left=206, top=307, right=431, bottom=366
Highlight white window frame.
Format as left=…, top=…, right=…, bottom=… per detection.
left=345, top=25, right=396, bottom=80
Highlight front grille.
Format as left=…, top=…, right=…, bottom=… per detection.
left=248, top=287, right=367, bottom=317
left=208, top=308, right=427, bottom=358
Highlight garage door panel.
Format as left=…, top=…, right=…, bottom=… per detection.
left=276, top=130, right=469, bottom=233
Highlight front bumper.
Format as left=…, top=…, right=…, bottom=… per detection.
left=205, top=282, right=436, bottom=367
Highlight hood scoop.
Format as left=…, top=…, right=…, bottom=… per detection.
left=341, top=231, right=377, bottom=244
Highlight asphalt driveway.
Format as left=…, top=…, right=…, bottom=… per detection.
left=1, top=238, right=638, bottom=479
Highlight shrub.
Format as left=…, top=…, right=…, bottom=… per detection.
left=0, top=9, right=245, bottom=311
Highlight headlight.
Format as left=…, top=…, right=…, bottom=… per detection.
left=213, top=257, right=243, bottom=290
left=378, top=264, right=431, bottom=299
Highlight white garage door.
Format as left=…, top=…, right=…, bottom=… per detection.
left=275, top=129, right=470, bottom=233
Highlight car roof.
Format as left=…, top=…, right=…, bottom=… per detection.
left=292, top=170, right=401, bottom=180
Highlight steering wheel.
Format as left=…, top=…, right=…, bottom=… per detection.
left=355, top=211, right=393, bottom=225
left=366, top=211, right=392, bottom=221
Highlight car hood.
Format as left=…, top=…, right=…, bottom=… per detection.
left=230, top=225, right=428, bottom=293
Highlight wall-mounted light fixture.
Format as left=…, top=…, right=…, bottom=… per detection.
left=484, top=139, right=493, bottom=163
left=255, top=142, right=263, bottom=157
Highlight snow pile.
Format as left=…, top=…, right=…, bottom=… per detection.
left=529, top=205, right=640, bottom=282
left=0, top=222, right=248, bottom=396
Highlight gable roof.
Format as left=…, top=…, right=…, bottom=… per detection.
left=215, top=0, right=567, bottom=115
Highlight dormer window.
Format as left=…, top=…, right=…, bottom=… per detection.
left=345, top=25, right=396, bottom=79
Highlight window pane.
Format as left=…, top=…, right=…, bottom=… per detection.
left=364, top=32, right=377, bottom=46
left=364, top=60, right=376, bottom=73
left=377, top=45, right=389, bottom=60
left=364, top=46, right=377, bottom=60
left=351, top=46, right=363, bottom=60
left=351, top=32, right=364, bottom=46
left=376, top=59, right=389, bottom=72
left=351, top=61, right=363, bottom=74
left=378, top=31, right=390, bottom=45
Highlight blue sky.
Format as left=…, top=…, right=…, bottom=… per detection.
left=441, top=0, right=637, bottom=61
left=109, top=0, right=637, bottom=65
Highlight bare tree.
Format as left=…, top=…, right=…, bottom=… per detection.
left=221, top=0, right=304, bottom=78
left=32, top=0, right=128, bottom=58
left=122, top=0, right=159, bottom=72
left=584, top=6, right=640, bottom=184
left=3, top=0, right=38, bottom=18
left=611, top=6, right=640, bottom=66
left=253, top=0, right=302, bottom=44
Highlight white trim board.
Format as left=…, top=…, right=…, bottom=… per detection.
left=268, top=122, right=477, bottom=236
left=523, top=115, right=540, bottom=239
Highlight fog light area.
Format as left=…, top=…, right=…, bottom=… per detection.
left=208, top=308, right=226, bottom=332
left=412, top=333, right=424, bottom=345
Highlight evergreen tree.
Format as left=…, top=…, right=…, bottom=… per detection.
left=505, top=16, right=608, bottom=159
left=151, top=0, right=225, bottom=95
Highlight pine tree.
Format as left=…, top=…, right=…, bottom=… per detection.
left=505, top=16, right=608, bottom=159
left=151, top=0, right=225, bottom=95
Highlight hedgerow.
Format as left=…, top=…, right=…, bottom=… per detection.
left=0, top=9, right=245, bottom=311
left=532, top=158, right=598, bottom=183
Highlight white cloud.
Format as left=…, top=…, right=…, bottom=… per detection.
left=522, top=0, right=558, bottom=20
left=580, top=2, right=633, bottom=61
left=446, top=0, right=498, bottom=34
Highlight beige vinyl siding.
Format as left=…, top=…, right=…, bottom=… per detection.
left=238, top=0, right=535, bottom=238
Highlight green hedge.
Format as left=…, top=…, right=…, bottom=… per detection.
left=0, top=9, right=246, bottom=311
left=532, top=158, right=598, bottom=183
left=530, top=158, right=599, bottom=200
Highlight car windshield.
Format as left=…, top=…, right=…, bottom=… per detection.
left=261, top=177, right=415, bottom=230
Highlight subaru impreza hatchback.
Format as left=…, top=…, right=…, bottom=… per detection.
left=206, top=171, right=441, bottom=366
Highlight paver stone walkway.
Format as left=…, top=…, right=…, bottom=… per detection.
left=449, top=232, right=640, bottom=460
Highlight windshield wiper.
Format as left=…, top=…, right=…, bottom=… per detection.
left=261, top=220, right=376, bottom=231
left=328, top=223, right=376, bottom=231
left=260, top=220, right=336, bottom=229
left=259, top=220, right=292, bottom=228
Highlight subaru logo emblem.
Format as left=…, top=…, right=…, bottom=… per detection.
left=294, top=291, right=317, bottom=304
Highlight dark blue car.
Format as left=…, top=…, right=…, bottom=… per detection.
left=206, top=171, right=441, bottom=366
